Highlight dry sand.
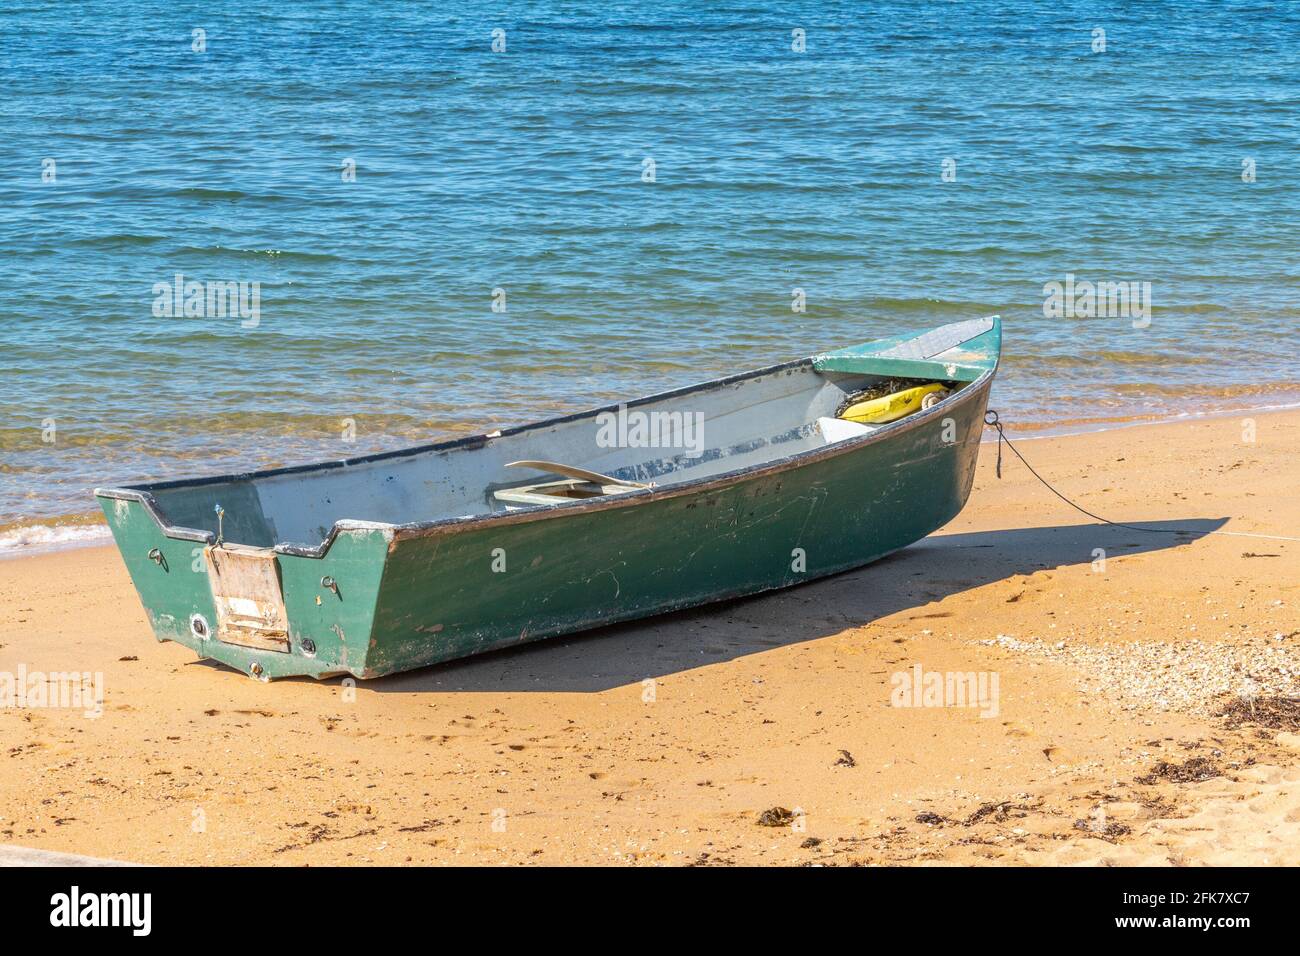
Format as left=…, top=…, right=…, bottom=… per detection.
left=1, top=410, right=1297, bottom=866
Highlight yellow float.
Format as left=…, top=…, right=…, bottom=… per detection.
left=837, top=383, right=949, bottom=424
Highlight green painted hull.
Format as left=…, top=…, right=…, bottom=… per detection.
left=96, top=318, right=1000, bottom=680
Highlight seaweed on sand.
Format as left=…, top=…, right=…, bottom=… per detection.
left=1216, top=694, right=1300, bottom=731
left=1135, top=757, right=1221, bottom=785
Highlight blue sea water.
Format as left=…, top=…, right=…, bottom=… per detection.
left=1, top=1, right=1297, bottom=538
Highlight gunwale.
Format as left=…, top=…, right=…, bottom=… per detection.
left=94, top=319, right=1001, bottom=559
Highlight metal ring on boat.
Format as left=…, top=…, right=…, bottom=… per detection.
left=189, top=613, right=210, bottom=639
left=984, top=410, right=1000, bottom=426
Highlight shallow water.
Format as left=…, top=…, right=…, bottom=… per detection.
left=1, top=1, right=1297, bottom=540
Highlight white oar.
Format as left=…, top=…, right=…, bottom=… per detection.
left=505, top=460, right=652, bottom=489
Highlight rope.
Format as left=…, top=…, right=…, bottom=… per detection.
left=982, top=409, right=1300, bottom=541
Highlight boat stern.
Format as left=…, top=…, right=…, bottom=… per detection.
left=95, top=490, right=392, bottom=681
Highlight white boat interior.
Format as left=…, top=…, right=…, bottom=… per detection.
left=104, top=317, right=997, bottom=550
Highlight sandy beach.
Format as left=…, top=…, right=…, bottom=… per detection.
left=1, top=410, right=1296, bottom=866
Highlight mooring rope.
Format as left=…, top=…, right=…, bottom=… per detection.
left=982, top=409, right=1300, bottom=543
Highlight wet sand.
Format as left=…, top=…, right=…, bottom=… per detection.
left=1, top=410, right=1297, bottom=865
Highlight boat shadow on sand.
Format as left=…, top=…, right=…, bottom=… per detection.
left=361, top=516, right=1227, bottom=694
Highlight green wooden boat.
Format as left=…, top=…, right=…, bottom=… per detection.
left=95, top=316, right=1001, bottom=681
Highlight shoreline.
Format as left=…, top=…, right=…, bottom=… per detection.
left=982, top=397, right=1300, bottom=442
left=1, top=407, right=1296, bottom=865
left=4, top=400, right=1300, bottom=561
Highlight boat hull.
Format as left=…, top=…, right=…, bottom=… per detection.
left=373, top=375, right=992, bottom=675
left=97, top=372, right=993, bottom=680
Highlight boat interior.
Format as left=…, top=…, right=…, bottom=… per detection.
left=103, top=318, right=998, bottom=551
